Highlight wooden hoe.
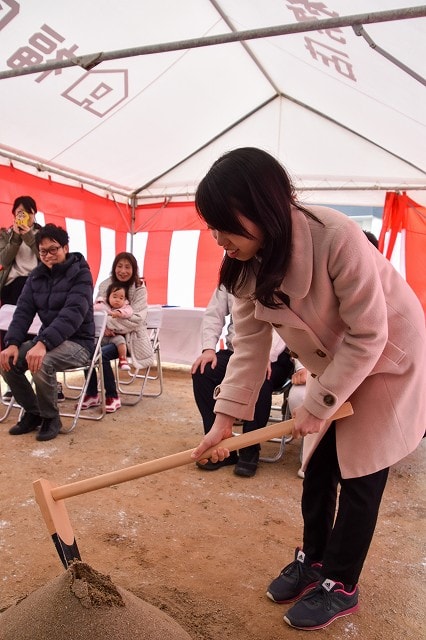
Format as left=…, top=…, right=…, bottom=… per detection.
left=33, top=402, right=353, bottom=568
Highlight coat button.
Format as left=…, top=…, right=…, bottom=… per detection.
left=316, top=349, right=326, bottom=357
left=289, top=351, right=299, bottom=359
left=272, top=323, right=282, bottom=328
left=323, top=394, right=335, bottom=406
left=213, top=386, right=221, bottom=398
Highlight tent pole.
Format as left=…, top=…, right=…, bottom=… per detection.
left=131, top=96, right=277, bottom=197
left=0, top=148, right=131, bottom=200
left=0, top=6, right=424, bottom=80
left=353, top=25, right=426, bottom=86
left=129, top=195, right=137, bottom=254
left=135, top=184, right=426, bottom=201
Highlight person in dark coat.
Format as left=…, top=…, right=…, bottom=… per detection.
left=0, top=224, right=95, bottom=441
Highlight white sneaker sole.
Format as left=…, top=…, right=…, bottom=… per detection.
left=106, top=402, right=121, bottom=413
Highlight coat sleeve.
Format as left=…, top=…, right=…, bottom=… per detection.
left=94, top=300, right=109, bottom=313
left=0, top=228, right=38, bottom=269
left=0, top=229, right=21, bottom=270
left=304, top=222, right=389, bottom=419
left=212, top=294, right=273, bottom=420
left=95, top=278, right=109, bottom=301
left=117, top=302, right=133, bottom=318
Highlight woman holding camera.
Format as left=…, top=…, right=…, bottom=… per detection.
left=0, top=196, right=41, bottom=351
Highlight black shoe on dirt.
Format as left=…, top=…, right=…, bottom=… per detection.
left=234, top=446, right=259, bottom=478
left=266, top=548, right=322, bottom=604
left=9, top=412, right=42, bottom=435
left=283, top=579, right=359, bottom=630
left=36, top=416, right=62, bottom=441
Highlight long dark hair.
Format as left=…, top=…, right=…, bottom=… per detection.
left=111, top=252, right=141, bottom=288
left=195, top=147, right=316, bottom=308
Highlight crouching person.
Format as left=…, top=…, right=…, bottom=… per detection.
left=0, top=224, right=94, bottom=441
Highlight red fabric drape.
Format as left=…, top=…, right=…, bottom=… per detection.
left=0, top=165, right=130, bottom=231
left=379, top=192, right=426, bottom=316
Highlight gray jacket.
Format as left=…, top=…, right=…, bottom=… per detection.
left=0, top=224, right=41, bottom=294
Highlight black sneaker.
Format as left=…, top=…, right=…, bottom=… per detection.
left=196, top=452, right=238, bottom=471
left=284, top=579, right=359, bottom=630
left=266, top=548, right=322, bottom=604
left=36, top=416, right=62, bottom=441
left=57, top=382, right=65, bottom=403
left=9, top=412, right=43, bottom=435
left=2, top=389, right=13, bottom=402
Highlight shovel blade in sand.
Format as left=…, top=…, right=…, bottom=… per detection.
left=33, top=478, right=81, bottom=568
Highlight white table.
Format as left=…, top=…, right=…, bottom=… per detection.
left=156, top=307, right=205, bottom=366
left=0, top=304, right=41, bottom=334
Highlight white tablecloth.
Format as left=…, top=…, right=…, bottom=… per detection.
left=156, top=307, right=205, bottom=366
left=0, top=304, right=41, bottom=334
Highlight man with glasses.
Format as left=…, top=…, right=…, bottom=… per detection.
left=0, top=224, right=94, bottom=441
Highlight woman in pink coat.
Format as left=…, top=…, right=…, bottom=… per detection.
left=191, top=148, right=426, bottom=631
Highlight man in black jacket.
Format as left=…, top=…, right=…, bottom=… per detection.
left=0, top=224, right=95, bottom=441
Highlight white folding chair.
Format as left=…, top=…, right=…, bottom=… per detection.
left=58, top=311, right=107, bottom=432
left=0, top=304, right=42, bottom=423
left=115, top=305, right=163, bottom=405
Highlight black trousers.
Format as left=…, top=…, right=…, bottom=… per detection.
left=192, top=349, right=294, bottom=457
left=302, top=423, right=389, bottom=585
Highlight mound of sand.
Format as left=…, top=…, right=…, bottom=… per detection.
left=0, top=562, right=192, bottom=640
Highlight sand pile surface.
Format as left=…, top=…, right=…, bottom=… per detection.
left=0, top=562, right=192, bottom=640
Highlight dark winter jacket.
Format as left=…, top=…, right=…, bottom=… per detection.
left=5, top=252, right=95, bottom=356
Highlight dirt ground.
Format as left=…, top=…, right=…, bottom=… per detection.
left=0, top=367, right=425, bottom=639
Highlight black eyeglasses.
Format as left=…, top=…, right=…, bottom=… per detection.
left=39, top=245, right=62, bottom=257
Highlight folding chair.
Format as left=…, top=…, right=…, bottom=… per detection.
left=57, top=310, right=108, bottom=432
left=114, top=305, right=163, bottom=405
left=260, top=378, right=293, bottom=463
left=0, top=306, right=106, bottom=431
left=0, top=304, right=42, bottom=423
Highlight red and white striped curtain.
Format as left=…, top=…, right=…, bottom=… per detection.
left=0, top=165, right=223, bottom=307
left=4, top=167, right=424, bottom=315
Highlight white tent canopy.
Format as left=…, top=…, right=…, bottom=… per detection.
left=0, top=0, right=425, bottom=206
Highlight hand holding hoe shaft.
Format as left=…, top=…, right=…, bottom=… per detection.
left=33, top=401, right=353, bottom=568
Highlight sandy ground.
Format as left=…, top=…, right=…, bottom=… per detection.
left=0, top=367, right=425, bottom=639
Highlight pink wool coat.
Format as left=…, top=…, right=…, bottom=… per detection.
left=213, top=205, right=426, bottom=478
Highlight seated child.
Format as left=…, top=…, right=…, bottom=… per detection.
left=94, top=283, right=133, bottom=370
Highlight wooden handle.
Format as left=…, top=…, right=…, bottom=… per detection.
left=50, top=401, right=353, bottom=501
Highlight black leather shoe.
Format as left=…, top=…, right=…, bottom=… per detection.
left=234, top=448, right=260, bottom=478
left=9, top=412, right=42, bottom=435
left=36, top=416, right=62, bottom=441
left=196, top=452, right=238, bottom=471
